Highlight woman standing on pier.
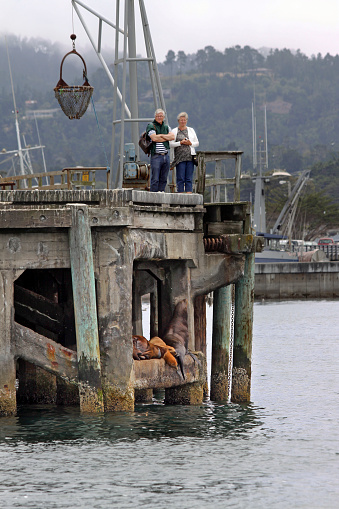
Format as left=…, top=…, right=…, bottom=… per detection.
left=170, top=112, right=199, bottom=193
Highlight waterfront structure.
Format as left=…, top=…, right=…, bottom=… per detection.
left=0, top=181, right=261, bottom=415
left=255, top=261, right=339, bottom=299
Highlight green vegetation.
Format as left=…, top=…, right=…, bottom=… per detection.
left=0, top=37, right=338, bottom=236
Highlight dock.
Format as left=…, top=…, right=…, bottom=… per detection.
left=255, top=261, right=339, bottom=299
left=0, top=187, right=261, bottom=415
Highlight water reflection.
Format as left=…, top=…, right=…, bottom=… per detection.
left=0, top=399, right=264, bottom=445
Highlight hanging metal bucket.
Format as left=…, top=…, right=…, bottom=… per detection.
left=54, top=35, right=94, bottom=120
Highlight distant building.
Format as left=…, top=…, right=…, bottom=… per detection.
left=247, top=68, right=274, bottom=78
left=25, top=109, right=60, bottom=120
left=265, top=100, right=292, bottom=115
left=25, top=100, right=38, bottom=108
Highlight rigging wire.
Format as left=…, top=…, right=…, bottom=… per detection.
left=71, top=1, right=75, bottom=35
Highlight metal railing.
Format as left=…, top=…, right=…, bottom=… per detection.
left=318, top=244, right=339, bottom=261
left=0, top=167, right=108, bottom=190
left=281, top=242, right=339, bottom=261
left=195, top=151, right=243, bottom=202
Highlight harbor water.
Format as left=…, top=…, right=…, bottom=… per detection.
left=0, top=300, right=338, bottom=508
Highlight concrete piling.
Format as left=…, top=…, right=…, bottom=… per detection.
left=232, top=252, right=255, bottom=403
left=97, top=264, right=135, bottom=412
left=69, top=205, right=104, bottom=413
left=210, top=285, right=232, bottom=402
left=0, top=270, right=17, bottom=415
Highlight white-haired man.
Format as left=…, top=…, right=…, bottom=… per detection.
left=146, top=109, right=174, bottom=192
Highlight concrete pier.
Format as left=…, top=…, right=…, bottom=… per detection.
left=255, top=261, right=339, bottom=300
left=0, top=189, right=260, bottom=415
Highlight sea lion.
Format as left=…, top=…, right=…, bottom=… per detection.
left=132, top=334, right=178, bottom=369
left=133, top=335, right=150, bottom=360
left=163, top=299, right=189, bottom=379
left=143, top=337, right=178, bottom=369
left=149, top=337, right=176, bottom=354
left=133, top=335, right=162, bottom=360
left=149, top=337, right=178, bottom=369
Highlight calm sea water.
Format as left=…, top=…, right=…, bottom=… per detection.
left=0, top=300, right=339, bottom=508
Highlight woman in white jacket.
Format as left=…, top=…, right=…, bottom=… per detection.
left=170, top=112, right=199, bottom=193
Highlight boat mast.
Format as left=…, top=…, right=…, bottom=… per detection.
left=6, top=37, right=25, bottom=177
left=34, top=112, right=47, bottom=174
left=252, top=100, right=268, bottom=234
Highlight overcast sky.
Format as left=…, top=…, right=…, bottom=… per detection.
left=1, top=0, right=339, bottom=61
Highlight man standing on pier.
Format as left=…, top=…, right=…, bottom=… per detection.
left=146, top=109, right=174, bottom=192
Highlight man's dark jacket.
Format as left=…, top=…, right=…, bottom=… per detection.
left=146, top=119, right=170, bottom=156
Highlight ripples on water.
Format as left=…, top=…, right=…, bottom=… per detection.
left=0, top=300, right=338, bottom=508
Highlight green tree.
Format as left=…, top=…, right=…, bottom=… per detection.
left=195, top=49, right=207, bottom=73
left=164, top=50, right=176, bottom=79
left=177, top=50, right=187, bottom=75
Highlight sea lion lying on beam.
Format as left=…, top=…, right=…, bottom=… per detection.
left=133, top=335, right=150, bottom=360
left=163, top=299, right=190, bottom=379
left=132, top=335, right=178, bottom=369
left=149, top=337, right=178, bottom=369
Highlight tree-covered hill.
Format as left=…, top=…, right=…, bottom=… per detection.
left=0, top=37, right=338, bottom=235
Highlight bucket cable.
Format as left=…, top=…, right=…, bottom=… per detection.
left=71, top=1, right=75, bottom=35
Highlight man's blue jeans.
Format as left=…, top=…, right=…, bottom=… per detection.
left=176, top=160, right=194, bottom=193
left=150, top=153, right=170, bottom=192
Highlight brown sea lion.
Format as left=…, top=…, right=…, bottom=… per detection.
left=149, top=337, right=176, bottom=354
left=163, top=299, right=189, bottom=379
left=133, top=335, right=166, bottom=361
left=133, top=335, right=150, bottom=360
left=144, top=342, right=162, bottom=359
left=162, top=349, right=178, bottom=369
left=132, top=335, right=178, bottom=369
left=149, top=337, right=178, bottom=369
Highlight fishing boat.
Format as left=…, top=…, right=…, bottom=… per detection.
left=251, top=102, right=316, bottom=263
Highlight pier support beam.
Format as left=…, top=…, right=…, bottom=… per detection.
left=165, top=382, right=204, bottom=405
left=232, top=253, right=255, bottom=403
left=194, top=294, right=207, bottom=356
left=17, top=361, right=57, bottom=404
left=97, top=263, right=134, bottom=412
left=132, top=272, right=143, bottom=336
left=135, top=388, right=153, bottom=403
left=69, top=205, right=104, bottom=413
left=210, top=285, right=232, bottom=402
left=0, top=270, right=17, bottom=415
left=150, top=289, right=158, bottom=338
left=56, top=378, right=80, bottom=406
